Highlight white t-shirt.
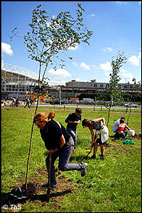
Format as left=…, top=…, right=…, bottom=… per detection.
left=112, top=119, right=120, bottom=132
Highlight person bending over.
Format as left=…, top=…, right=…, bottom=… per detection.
left=82, top=118, right=109, bottom=160
left=34, top=112, right=87, bottom=190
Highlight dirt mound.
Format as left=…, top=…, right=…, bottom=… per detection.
left=22, top=182, right=37, bottom=197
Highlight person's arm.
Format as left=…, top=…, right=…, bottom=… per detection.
left=60, top=134, right=66, bottom=148
left=125, top=124, right=130, bottom=130
left=68, top=121, right=79, bottom=124
left=93, top=117, right=105, bottom=125
left=49, top=134, right=65, bottom=153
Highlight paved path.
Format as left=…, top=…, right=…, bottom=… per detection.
left=2, top=104, right=141, bottom=114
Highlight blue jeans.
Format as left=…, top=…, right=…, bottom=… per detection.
left=46, top=138, right=82, bottom=185
left=67, top=127, right=77, bottom=147
left=114, top=130, right=127, bottom=139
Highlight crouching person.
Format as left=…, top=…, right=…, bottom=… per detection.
left=82, top=118, right=109, bottom=160
left=34, top=112, right=88, bottom=190
left=114, top=119, right=131, bottom=139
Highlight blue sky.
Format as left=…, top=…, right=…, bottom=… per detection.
left=1, top=1, right=141, bottom=86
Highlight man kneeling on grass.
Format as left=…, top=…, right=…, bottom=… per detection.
left=82, top=117, right=109, bottom=160
left=34, top=112, right=88, bottom=190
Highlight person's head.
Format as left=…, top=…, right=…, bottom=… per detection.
left=75, top=108, right=82, bottom=116
left=82, top=119, right=91, bottom=128
left=34, top=112, right=55, bottom=129
left=120, top=117, right=125, bottom=123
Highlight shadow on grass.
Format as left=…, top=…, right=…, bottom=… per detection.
left=69, top=153, right=94, bottom=163
left=30, top=189, right=72, bottom=202
left=1, top=189, right=72, bottom=206
left=70, top=154, right=90, bottom=162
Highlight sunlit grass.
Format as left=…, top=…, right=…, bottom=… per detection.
left=1, top=108, right=141, bottom=212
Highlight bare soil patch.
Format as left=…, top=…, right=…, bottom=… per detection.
left=1, top=168, right=82, bottom=212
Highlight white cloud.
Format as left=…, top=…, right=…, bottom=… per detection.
left=87, top=13, right=96, bottom=18
left=1, top=42, right=13, bottom=56
left=104, top=71, right=111, bottom=77
left=68, top=43, right=79, bottom=50
left=48, top=79, right=66, bottom=86
left=100, top=62, right=112, bottom=71
left=96, top=79, right=106, bottom=83
left=90, top=14, right=95, bottom=17
left=47, top=68, right=71, bottom=79
left=120, top=68, right=134, bottom=83
left=1, top=60, right=4, bottom=69
left=80, top=62, right=90, bottom=70
left=128, top=52, right=141, bottom=67
left=115, top=2, right=128, bottom=6
left=92, top=64, right=100, bottom=70
left=72, top=62, right=78, bottom=67
left=103, top=47, right=112, bottom=52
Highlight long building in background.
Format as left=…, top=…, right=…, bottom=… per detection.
left=1, top=63, right=141, bottom=101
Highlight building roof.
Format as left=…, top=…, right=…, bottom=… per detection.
left=2, top=63, right=39, bottom=80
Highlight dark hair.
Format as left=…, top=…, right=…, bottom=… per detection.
left=75, top=108, right=82, bottom=113
left=82, top=119, right=88, bottom=127
left=120, top=119, right=125, bottom=123
left=121, top=117, right=125, bottom=120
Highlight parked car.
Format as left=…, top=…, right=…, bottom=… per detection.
left=128, top=103, right=138, bottom=108
left=50, top=100, right=64, bottom=105
left=121, top=103, right=129, bottom=107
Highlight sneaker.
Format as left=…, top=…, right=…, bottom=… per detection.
left=80, top=163, right=88, bottom=177
left=41, top=183, right=56, bottom=190
left=91, top=154, right=96, bottom=159
left=100, top=155, right=104, bottom=160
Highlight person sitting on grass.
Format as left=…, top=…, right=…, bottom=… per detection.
left=34, top=112, right=88, bottom=190
left=114, top=119, right=131, bottom=139
left=82, top=117, right=109, bottom=160
left=112, top=117, right=128, bottom=137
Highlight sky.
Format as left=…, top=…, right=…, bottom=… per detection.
left=1, top=1, right=141, bottom=86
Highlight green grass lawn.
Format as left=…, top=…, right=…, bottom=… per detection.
left=1, top=107, right=141, bottom=212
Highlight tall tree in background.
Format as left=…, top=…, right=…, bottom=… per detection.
left=10, top=3, right=93, bottom=189
left=106, top=52, right=127, bottom=127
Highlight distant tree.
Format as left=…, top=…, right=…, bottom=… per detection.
left=10, top=3, right=93, bottom=189
left=129, top=78, right=141, bottom=102
left=105, top=51, right=127, bottom=127
left=132, top=78, right=140, bottom=92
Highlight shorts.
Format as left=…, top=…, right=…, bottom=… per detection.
left=95, top=134, right=106, bottom=145
left=96, top=138, right=106, bottom=145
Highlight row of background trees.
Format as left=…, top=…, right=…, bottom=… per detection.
left=78, top=91, right=141, bottom=103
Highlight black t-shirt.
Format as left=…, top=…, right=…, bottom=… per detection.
left=40, top=120, right=70, bottom=150
left=65, top=113, right=81, bottom=131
